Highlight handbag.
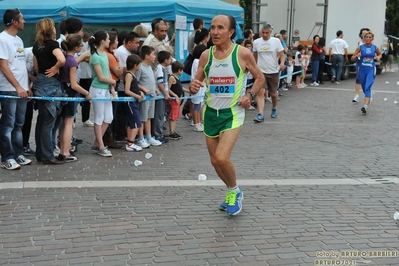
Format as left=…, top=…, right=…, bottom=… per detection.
left=183, top=53, right=194, bottom=75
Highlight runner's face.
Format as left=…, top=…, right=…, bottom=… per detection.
left=15, top=13, right=25, bottom=31
left=261, top=28, right=271, bottom=40
left=364, top=33, right=373, bottom=44
left=210, top=16, right=233, bottom=45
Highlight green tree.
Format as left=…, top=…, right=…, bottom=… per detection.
left=239, top=0, right=252, bottom=30
left=386, top=0, right=399, bottom=54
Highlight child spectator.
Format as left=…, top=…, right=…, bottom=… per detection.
left=59, top=34, right=93, bottom=162
left=294, top=45, right=305, bottom=89
left=286, top=53, right=294, bottom=87
left=300, top=46, right=310, bottom=87
left=235, top=38, right=244, bottom=46
left=88, top=30, right=117, bottom=157
left=191, top=44, right=207, bottom=132
left=153, top=50, right=172, bottom=143
left=123, top=54, right=145, bottom=151
left=168, top=61, right=190, bottom=140
left=135, top=46, right=162, bottom=148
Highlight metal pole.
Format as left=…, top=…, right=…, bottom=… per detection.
left=252, top=0, right=258, bottom=32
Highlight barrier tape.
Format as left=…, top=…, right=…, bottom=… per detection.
left=325, top=62, right=357, bottom=67
left=0, top=69, right=305, bottom=102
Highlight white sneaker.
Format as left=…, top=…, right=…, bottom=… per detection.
left=98, top=147, right=112, bottom=157
left=15, top=155, right=32, bottom=166
left=0, top=159, right=21, bottom=170
left=301, top=83, right=308, bottom=87
left=53, top=145, right=60, bottom=157
left=265, top=97, right=272, bottom=102
left=352, top=94, right=359, bottom=103
left=310, top=82, right=319, bottom=86
left=147, top=137, right=162, bottom=146
left=193, top=124, right=203, bottom=132
left=136, top=139, right=150, bottom=148
left=125, top=143, right=142, bottom=152
left=190, top=120, right=194, bottom=126
left=83, top=120, right=94, bottom=127
left=390, top=70, right=395, bottom=73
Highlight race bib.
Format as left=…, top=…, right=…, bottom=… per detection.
left=209, top=76, right=235, bottom=96
left=362, top=58, right=374, bottom=67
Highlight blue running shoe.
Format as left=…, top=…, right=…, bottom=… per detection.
left=219, top=191, right=233, bottom=211
left=226, top=189, right=244, bottom=216
left=271, top=109, right=277, bottom=118
left=254, top=113, right=264, bottom=123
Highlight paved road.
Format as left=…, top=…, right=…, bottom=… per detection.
left=1, top=70, right=399, bottom=265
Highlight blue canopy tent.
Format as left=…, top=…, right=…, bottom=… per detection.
left=0, top=0, right=244, bottom=80
left=0, top=0, right=67, bottom=23
left=67, top=0, right=244, bottom=81
left=66, top=0, right=243, bottom=25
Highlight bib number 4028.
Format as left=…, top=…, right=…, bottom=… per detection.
left=213, top=86, right=230, bottom=93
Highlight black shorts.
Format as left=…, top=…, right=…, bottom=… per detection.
left=124, top=101, right=142, bottom=129
left=293, top=66, right=302, bottom=78
left=60, top=83, right=78, bottom=118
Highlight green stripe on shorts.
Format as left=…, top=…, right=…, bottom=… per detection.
left=203, top=105, right=245, bottom=138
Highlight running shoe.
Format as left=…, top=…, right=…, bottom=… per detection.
left=157, top=137, right=169, bottom=144
left=23, top=144, right=36, bottom=156
left=91, top=146, right=99, bottom=152
left=15, top=155, right=32, bottom=165
left=254, top=113, right=264, bottom=123
left=98, top=147, right=112, bottom=157
left=219, top=191, right=232, bottom=211
left=125, top=143, right=143, bottom=152
left=271, top=109, right=277, bottom=118
left=136, top=139, right=150, bottom=148
left=226, top=189, right=244, bottom=216
left=361, top=105, right=368, bottom=114
left=147, top=137, right=162, bottom=146
left=352, top=94, right=359, bottom=103
left=83, top=120, right=94, bottom=127
left=0, top=159, right=21, bottom=170
left=57, top=154, right=78, bottom=163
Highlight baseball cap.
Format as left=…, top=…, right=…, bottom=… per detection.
left=3, top=8, right=21, bottom=26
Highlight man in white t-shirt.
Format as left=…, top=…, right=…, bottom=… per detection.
left=0, top=8, right=32, bottom=170
left=328, top=30, right=348, bottom=84
left=253, top=23, right=285, bottom=122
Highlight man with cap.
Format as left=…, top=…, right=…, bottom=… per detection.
left=0, top=8, right=32, bottom=170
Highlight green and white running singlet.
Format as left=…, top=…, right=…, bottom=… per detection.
left=203, top=44, right=246, bottom=138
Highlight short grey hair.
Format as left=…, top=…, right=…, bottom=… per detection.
left=262, top=24, right=273, bottom=31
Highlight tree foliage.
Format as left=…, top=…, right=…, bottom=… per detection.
left=386, top=0, right=399, bottom=54
left=239, top=0, right=252, bottom=30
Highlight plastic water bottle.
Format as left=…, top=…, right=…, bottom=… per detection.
left=394, top=212, right=399, bottom=220
left=145, top=153, right=152, bottom=159
left=134, top=160, right=142, bottom=166
left=198, top=174, right=207, bottom=181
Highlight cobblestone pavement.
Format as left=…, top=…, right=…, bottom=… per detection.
left=1, top=71, right=399, bottom=265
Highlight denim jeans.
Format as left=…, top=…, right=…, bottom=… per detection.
left=311, top=60, right=320, bottom=83
left=331, top=55, right=344, bottom=82
left=0, top=91, right=27, bottom=162
left=32, top=74, right=63, bottom=161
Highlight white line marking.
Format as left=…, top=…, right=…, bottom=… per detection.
left=0, top=178, right=396, bottom=190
